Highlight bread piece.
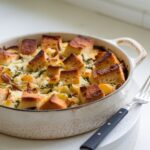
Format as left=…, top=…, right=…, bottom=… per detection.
left=94, top=51, right=120, bottom=70
left=0, top=88, right=9, bottom=104
left=80, top=84, right=104, bottom=103
left=47, top=65, right=60, bottom=77
left=5, top=45, right=19, bottom=50
left=0, top=66, right=3, bottom=83
left=1, top=73, right=11, bottom=83
left=0, top=66, right=3, bottom=72
left=18, top=91, right=41, bottom=109
left=41, top=35, right=62, bottom=52
left=63, top=36, right=94, bottom=57
left=28, top=50, right=47, bottom=71
left=60, top=69, right=80, bottom=84
left=20, top=39, right=37, bottom=55
left=92, top=64, right=125, bottom=86
left=5, top=45, right=19, bottom=54
left=47, top=65, right=60, bottom=84
left=0, top=48, right=19, bottom=65
left=63, top=54, right=84, bottom=70
left=38, top=94, right=67, bottom=110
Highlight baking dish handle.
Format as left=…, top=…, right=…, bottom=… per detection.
left=113, top=37, right=147, bottom=67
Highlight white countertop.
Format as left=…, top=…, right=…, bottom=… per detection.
left=0, top=0, right=150, bottom=149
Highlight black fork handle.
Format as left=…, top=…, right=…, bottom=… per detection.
left=80, top=108, right=128, bottom=150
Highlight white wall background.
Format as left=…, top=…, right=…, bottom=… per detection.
left=62, top=0, right=150, bottom=29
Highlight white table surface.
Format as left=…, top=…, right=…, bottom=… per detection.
left=0, top=0, right=150, bottom=149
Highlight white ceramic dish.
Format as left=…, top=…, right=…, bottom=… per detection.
left=0, top=32, right=147, bottom=139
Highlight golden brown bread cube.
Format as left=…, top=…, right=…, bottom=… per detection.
left=28, top=50, right=47, bottom=71
left=1, top=73, right=11, bottom=83
left=0, top=88, right=9, bottom=104
left=95, top=51, right=120, bottom=70
left=0, top=48, right=19, bottom=65
left=63, top=36, right=94, bottom=57
left=18, top=91, right=41, bottom=109
left=38, top=94, right=67, bottom=110
left=5, top=46, right=19, bottom=54
left=0, top=66, right=3, bottom=72
left=60, top=69, right=80, bottom=84
left=47, top=65, right=60, bottom=77
left=92, top=64, right=125, bottom=86
left=47, top=65, right=60, bottom=84
left=63, top=53, right=84, bottom=70
left=80, top=84, right=104, bottom=103
left=5, top=45, right=19, bottom=50
left=20, top=39, right=37, bottom=55
left=41, top=35, right=62, bottom=52
left=0, top=66, right=3, bottom=83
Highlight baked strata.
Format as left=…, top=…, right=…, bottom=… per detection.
left=0, top=35, right=127, bottom=110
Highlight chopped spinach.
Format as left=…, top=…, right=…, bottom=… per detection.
left=38, top=69, right=46, bottom=77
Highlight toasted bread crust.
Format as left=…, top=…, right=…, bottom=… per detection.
left=80, top=84, right=104, bottom=102
left=63, top=36, right=94, bottom=57
left=0, top=48, right=19, bottom=65
left=47, top=65, right=60, bottom=84
left=5, top=45, right=19, bottom=51
left=22, top=91, right=41, bottom=101
left=28, top=50, right=47, bottom=71
left=18, top=91, right=42, bottom=109
left=60, top=69, right=80, bottom=84
left=95, top=51, right=120, bottom=70
left=47, top=65, right=60, bottom=76
left=38, top=94, right=67, bottom=110
left=95, top=64, right=120, bottom=75
left=63, top=54, right=84, bottom=70
left=92, top=64, right=125, bottom=85
left=69, top=35, right=94, bottom=49
left=20, top=39, right=37, bottom=55
left=0, top=88, right=9, bottom=103
left=0, top=66, right=3, bottom=73
left=41, top=35, right=62, bottom=51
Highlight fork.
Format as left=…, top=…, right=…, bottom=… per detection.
left=80, top=75, right=150, bottom=150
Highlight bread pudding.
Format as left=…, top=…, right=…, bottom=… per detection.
left=0, top=35, right=127, bottom=110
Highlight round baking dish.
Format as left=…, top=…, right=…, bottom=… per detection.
left=0, top=32, right=147, bottom=139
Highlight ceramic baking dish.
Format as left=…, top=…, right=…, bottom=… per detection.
left=0, top=32, right=147, bottom=139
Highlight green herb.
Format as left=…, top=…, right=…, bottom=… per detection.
left=85, top=58, right=93, bottom=64
left=84, top=77, right=89, bottom=82
left=67, top=84, right=71, bottom=88
left=15, top=100, right=20, bottom=108
left=38, top=69, right=46, bottom=77
left=86, top=66, right=92, bottom=69
left=13, top=71, right=21, bottom=78
left=68, top=94, right=72, bottom=98
left=47, top=88, right=53, bottom=93
left=81, top=54, right=85, bottom=61
left=0, top=83, right=8, bottom=88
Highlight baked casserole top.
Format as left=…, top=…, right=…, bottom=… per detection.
left=0, top=35, right=126, bottom=110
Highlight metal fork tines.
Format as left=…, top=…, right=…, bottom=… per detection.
left=136, top=75, right=150, bottom=101
left=125, top=75, right=150, bottom=110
